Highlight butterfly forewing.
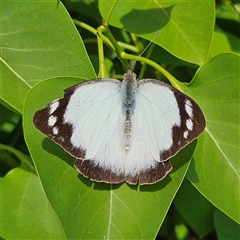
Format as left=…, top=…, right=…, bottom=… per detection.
left=33, top=79, right=123, bottom=159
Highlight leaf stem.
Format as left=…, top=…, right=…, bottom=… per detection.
left=103, top=26, right=129, bottom=66
left=97, top=25, right=108, bottom=78
left=122, top=52, right=180, bottom=88
left=130, top=33, right=143, bottom=53
left=104, top=0, right=118, bottom=24
left=73, top=19, right=181, bottom=88
left=73, top=19, right=114, bottom=49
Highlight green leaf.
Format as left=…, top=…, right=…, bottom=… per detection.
left=214, top=209, right=240, bottom=239
left=61, top=0, right=102, bottom=23
left=174, top=179, right=214, bottom=237
left=210, top=26, right=240, bottom=57
left=23, top=76, right=197, bottom=239
left=215, top=2, right=240, bottom=41
left=181, top=53, right=240, bottom=224
left=0, top=104, right=20, bottom=132
left=2, top=1, right=239, bottom=239
left=216, top=2, right=240, bottom=22
left=0, top=144, right=64, bottom=239
left=99, top=0, right=215, bottom=65
left=0, top=0, right=95, bottom=114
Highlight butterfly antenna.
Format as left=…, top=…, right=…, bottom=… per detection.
left=130, top=30, right=160, bottom=70
left=96, top=32, right=128, bottom=71
left=97, top=30, right=160, bottom=71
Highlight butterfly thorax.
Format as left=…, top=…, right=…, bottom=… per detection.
left=121, top=70, right=137, bottom=151
left=121, top=70, right=137, bottom=111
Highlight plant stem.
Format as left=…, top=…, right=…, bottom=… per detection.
left=73, top=19, right=114, bottom=49
left=73, top=19, right=182, bottom=88
left=122, top=52, right=180, bottom=88
left=103, top=26, right=128, bottom=66
left=97, top=25, right=108, bottom=78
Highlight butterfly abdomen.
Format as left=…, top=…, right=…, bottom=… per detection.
left=121, top=70, right=138, bottom=150
left=123, top=110, right=133, bottom=150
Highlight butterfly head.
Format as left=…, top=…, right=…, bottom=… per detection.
left=123, top=70, right=137, bottom=83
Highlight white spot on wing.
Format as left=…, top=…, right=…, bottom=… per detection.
left=183, top=130, right=189, bottom=138
left=58, top=136, right=65, bottom=142
left=186, top=119, right=193, bottom=131
left=185, top=99, right=193, bottom=117
left=48, top=115, right=57, bottom=127
left=53, top=127, right=58, bottom=135
left=49, top=100, right=59, bottom=114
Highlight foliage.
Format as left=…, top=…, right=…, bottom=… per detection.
left=1, top=0, right=239, bottom=239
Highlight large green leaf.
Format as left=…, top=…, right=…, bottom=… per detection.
left=23, top=76, right=196, bottom=239
left=0, top=0, right=95, bottom=114
left=181, top=53, right=240, bottom=224
left=0, top=144, right=64, bottom=239
left=2, top=1, right=239, bottom=238
left=99, top=0, right=215, bottom=66
left=210, top=26, right=240, bottom=57
left=174, top=179, right=214, bottom=238
left=61, top=0, right=102, bottom=23
left=214, top=209, right=240, bottom=239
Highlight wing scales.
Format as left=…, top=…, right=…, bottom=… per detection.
left=62, top=79, right=127, bottom=173
left=136, top=79, right=205, bottom=162
left=123, top=80, right=180, bottom=178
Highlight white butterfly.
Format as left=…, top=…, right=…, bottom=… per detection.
left=33, top=70, right=205, bottom=185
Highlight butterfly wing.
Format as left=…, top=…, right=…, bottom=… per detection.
left=33, top=79, right=129, bottom=183
left=124, top=79, right=205, bottom=184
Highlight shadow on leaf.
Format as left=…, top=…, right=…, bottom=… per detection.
left=120, top=5, right=174, bottom=34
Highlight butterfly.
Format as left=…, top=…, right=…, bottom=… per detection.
left=33, top=70, right=205, bottom=185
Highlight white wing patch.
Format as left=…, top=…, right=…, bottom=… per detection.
left=48, top=115, right=57, bottom=127
left=49, top=100, right=59, bottom=114
left=123, top=80, right=180, bottom=175
left=63, top=80, right=127, bottom=174
left=53, top=127, right=59, bottom=135
left=186, top=119, right=193, bottom=131
left=185, top=99, right=193, bottom=117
